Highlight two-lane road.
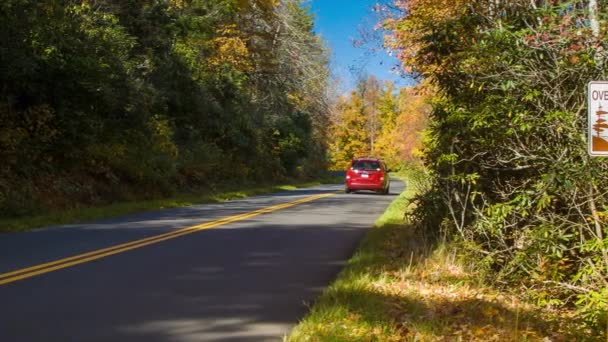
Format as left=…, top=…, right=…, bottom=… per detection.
left=0, top=179, right=404, bottom=342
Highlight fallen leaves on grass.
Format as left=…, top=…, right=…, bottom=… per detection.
left=370, top=242, right=578, bottom=342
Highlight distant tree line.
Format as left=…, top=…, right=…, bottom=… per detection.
left=0, top=0, right=331, bottom=216
left=387, top=0, right=608, bottom=332
left=328, top=75, right=430, bottom=170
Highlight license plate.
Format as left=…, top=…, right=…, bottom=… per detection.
left=361, top=173, right=369, bottom=178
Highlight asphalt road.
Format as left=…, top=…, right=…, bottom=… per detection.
left=0, top=179, right=404, bottom=342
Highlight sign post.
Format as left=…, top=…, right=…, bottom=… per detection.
left=588, top=81, right=608, bottom=156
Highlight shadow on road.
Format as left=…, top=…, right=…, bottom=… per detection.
left=0, top=186, right=403, bottom=342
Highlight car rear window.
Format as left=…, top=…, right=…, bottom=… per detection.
left=352, top=160, right=381, bottom=170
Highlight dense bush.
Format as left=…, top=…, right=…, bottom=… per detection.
left=389, top=0, right=608, bottom=331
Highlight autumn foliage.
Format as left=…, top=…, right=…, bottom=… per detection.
left=388, top=0, right=608, bottom=333
left=328, top=77, right=429, bottom=170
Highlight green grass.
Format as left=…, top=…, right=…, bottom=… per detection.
left=0, top=176, right=343, bottom=233
left=287, top=172, right=587, bottom=342
left=287, top=174, right=419, bottom=342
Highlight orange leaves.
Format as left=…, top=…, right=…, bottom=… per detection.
left=395, top=0, right=468, bottom=21
left=374, top=85, right=430, bottom=167
left=394, top=87, right=430, bottom=161
left=387, top=0, right=474, bottom=77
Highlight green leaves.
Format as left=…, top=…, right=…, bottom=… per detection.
left=0, top=0, right=332, bottom=214
left=389, top=0, right=608, bottom=332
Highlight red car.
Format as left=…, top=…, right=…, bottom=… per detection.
left=345, top=158, right=390, bottom=194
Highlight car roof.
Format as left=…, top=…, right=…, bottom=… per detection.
left=352, top=157, right=382, bottom=162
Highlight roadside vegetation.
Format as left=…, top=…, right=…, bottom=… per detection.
left=383, top=0, right=608, bottom=334
left=0, top=0, right=331, bottom=220
left=288, top=169, right=598, bottom=341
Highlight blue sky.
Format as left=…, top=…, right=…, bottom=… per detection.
left=309, top=0, right=412, bottom=91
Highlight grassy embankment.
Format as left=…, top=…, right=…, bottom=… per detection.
left=0, top=175, right=342, bottom=233
left=288, top=171, right=592, bottom=342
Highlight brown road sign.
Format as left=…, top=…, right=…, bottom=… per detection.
left=588, top=81, right=608, bottom=156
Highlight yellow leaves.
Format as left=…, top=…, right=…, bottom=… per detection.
left=175, top=24, right=253, bottom=75
left=167, top=0, right=186, bottom=9
left=595, top=210, right=608, bottom=220
left=328, top=81, right=430, bottom=169
left=481, top=305, right=500, bottom=318
left=208, top=25, right=253, bottom=73
left=328, top=91, right=370, bottom=169
left=287, top=92, right=305, bottom=109
left=380, top=86, right=430, bottom=165
left=390, top=0, right=475, bottom=78
left=149, top=116, right=178, bottom=159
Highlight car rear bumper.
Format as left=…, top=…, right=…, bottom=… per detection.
left=346, top=181, right=386, bottom=191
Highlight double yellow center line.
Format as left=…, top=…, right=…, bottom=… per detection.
left=0, top=192, right=336, bottom=286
